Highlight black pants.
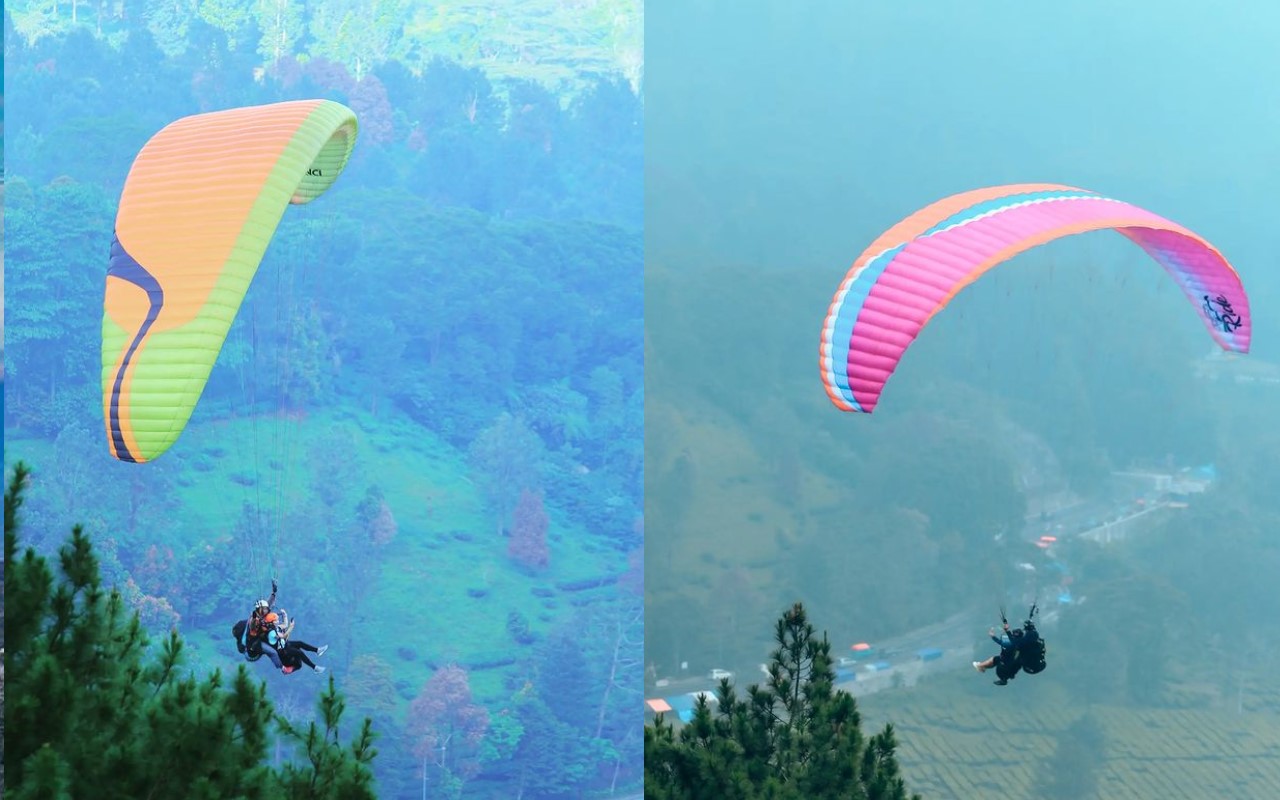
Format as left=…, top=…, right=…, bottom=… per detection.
left=281, top=640, right=319, bottom=670
left=995, top=653, right=1021, bottom=682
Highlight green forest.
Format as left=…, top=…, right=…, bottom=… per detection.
left=4, top=3, right=642, bottom=798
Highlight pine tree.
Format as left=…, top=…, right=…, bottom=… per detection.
left=644, top=602, right=922, bottom=800
left=3, top=461, right=378, bottom=798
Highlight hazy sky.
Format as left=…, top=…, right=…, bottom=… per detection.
left=646, top=0, right=1280, bottom=353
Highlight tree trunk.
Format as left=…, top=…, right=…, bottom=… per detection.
left=596, top=617, right=622, bottom=738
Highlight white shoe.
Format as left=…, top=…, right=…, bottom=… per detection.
left=317, top=645, right=328, bottom=657
left=972, top=661, right=983, bottom=673
left=315, top=665, right=326, bottom=674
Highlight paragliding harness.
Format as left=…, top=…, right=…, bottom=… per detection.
left=236, top=582, right=280, bottom=663
left=233, top=618, right=262, bottom=662
left=268, top=609, right=291, bottom=649
left=235, top=607, right=281, bottom=663
left=992, top=605, right=1024, bottom=682
left=1020, top=603, right=1047, bottom=675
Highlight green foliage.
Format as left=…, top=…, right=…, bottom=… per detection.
left=645, top=603, right=922, bottom=800
left=2, top=179, right=113, bottom=409
left=308, top=0, right=413, bottom=82
left=506, top=609, right=535, bottom=645
left=509, top=693, right=609, bottom=798
left=6, top=0, right=641, bottom=102
left=275, top=679, right=379, bottom=798
left=468, top=412, right=546, bottom=535
left=179, top=535, right=242, bottom=626
left=195, top=0, right=256, bottom=52
left=4, top=461, right=379, bottom=798
left=344, top=654, right=400, bottom=721
left=401, top=0, right=642, bottom=96
left=856, top=412, right=1027, bottom=540
left=254, top=0, right=306, bottom=64
left=356, top=485, right=398, bottom=546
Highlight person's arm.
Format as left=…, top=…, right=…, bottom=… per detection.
left=267, top=579, right=278, bottom=608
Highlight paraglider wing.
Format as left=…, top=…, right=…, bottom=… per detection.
left=102, top=99, right=358, bottom=462
left=819, top=183, right=1251, bottom=413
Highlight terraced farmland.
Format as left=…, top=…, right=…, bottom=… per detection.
left=861, top=680, right=1280, bottom=799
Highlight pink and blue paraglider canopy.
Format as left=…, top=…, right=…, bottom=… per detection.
left=820, top=183, right=1251, bottom=413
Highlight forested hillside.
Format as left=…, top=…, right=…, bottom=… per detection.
left=4, top=4, right=643, bottom=796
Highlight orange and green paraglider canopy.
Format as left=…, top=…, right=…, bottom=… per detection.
left=102, top=99, right=358, bottom=463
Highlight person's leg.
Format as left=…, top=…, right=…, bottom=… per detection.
left=261, top=645, right=283, bottom=670
left=994, top=658, right=1017, bottom=684
left=297, top=640, right=329, bottom=657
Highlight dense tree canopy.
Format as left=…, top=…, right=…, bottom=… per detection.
left=4, top=461, right=379, bottom=798
left=645, top=603, right=921, bottom=800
